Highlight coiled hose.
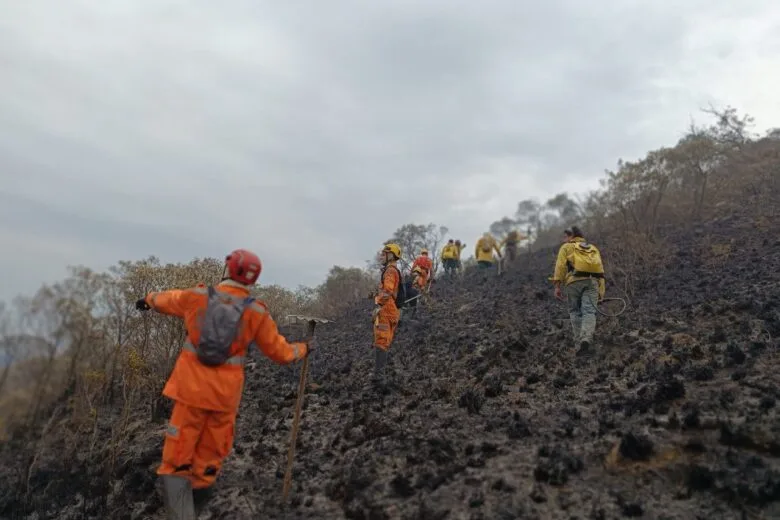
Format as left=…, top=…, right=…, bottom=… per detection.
left=597, top=297, right=627, bottom=317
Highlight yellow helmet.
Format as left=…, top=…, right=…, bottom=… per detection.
left=420, top=248, right=429, bottom=255
left=382, top=243, right=401, bottom=259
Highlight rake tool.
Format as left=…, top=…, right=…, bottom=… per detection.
left=281, top=314, right=333, bottom=502
left=403, top=293, right=423, bottom=305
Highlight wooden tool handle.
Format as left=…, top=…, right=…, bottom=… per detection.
left=282, top=320, right=316, bottom=501
left=282, top=354, right=309, bottom=501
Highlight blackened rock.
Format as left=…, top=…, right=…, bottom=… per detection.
left=502, top=333, right=529, bottom=351
left=534, top=459, right=569, bottom=486
left=654, top=378, right=685, bottom=402
left=726, top=343, right=747, bottom=365
left=719, top=422, right=756, bottom=449
left=507, top=413, right=531, bottom=439
left=526, top=372, right=542, bottom=385
left=621, top=502, right=644, bottom=517
left=687, top=365, right=714, bottom=381
left=389, top=474, right=415, bottom=498
left=483, top=374, right=503, bottom=397
left=682, top=404, right=701, bottom=429
left=534, top=445, right=584, bottom=486
left=458, top=389, right=483, bottom=414
left=619, top=432, right=655, bottom=461
left=491, top=478, right=516, bottom=492
left=530, top=482, right=548, bottom=503
left=468, top=491, right=485, bottom=508
left=687, top=465, right=715, bottom=491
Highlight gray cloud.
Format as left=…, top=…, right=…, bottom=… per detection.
left=1, top=0, right=779, bottom=300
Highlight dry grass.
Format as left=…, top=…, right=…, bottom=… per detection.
left=604, top=232, right=675, bottom=299
left=0, top=355, right=70, bottom=439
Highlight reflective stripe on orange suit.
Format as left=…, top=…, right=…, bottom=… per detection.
left=374, top=263, right=400, bottom=352
left=161, top=402, right=236, bottom=489
left=145, top=279, right=307, bottom=488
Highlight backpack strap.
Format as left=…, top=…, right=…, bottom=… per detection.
left=207, top=285, right=255, bottom=306
left=182, top=339, right=248, bottom=365
left=384, top=264, right=402, bottom=300
left=384, top=263, right=401, bottom=278
left=390, top=264, right=401, bottom=293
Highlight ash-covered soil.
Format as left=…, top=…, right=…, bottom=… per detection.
left=2, top=213, right=780, bottom=519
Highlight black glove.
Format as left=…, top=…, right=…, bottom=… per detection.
left=135, top=298, right=151, bottom=311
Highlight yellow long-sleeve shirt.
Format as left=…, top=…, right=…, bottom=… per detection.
left=552, top=237, right=606, bottom=298
left=441, top=244, right=458, bottom=260
left=475, top=236, right=501, bottom=263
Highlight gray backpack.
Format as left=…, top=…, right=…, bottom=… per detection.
left=196, top=286, right=255, bottom=366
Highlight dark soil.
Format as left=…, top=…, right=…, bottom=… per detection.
left=2, top=211, right=780, bottom=519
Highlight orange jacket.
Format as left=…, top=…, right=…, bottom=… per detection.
left=374, top=262, right=400, bottom=308
left=144, top=280, right=307, bottom=412
left=412, top=256, right=432, bottom=273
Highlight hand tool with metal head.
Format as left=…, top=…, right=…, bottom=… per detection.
left=281, top=314, right=333, bottom=501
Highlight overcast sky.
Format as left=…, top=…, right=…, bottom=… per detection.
left=1, top=0, right=779, bottom=301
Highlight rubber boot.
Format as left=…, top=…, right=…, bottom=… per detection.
left=159, top=475, right=196, bottom=520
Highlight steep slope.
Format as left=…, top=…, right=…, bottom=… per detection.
left=2, top=211, right=780, bottom=519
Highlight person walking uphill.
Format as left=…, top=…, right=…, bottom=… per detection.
left=500, top=229, right=526, bottom=264
left=373, top=243, right=402, bottom=385
left=411, top=248, right=433, bottom=292
left=475, top=232, right=502, bottom=269
left=441, top=239, right=459, bottom=277
left=135, top=249, right=313, bottom=518
left=551, top=227, right=606, bottom=355
left=454, top=239, right=466, bottom=274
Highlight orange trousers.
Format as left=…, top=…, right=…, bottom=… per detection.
left=157, top=401, right=237, bottom=489
left=373, top=303, right=400, bottom=351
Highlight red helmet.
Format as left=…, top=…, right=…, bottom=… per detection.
left=224, top=249, right=262, bottom=285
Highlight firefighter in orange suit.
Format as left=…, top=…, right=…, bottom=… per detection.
left=135, top=249, right=311, bottom=516
left=373, top=243, right=401, bottom=384
left=411, top=248, right=433, bottom=292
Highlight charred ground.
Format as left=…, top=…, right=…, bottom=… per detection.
left=1, top=209, right=780, bottom=519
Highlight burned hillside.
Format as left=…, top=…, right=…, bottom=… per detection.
left=1, top=204, right=779, bottom=519
left=1, top=107, right=779, bottom=519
